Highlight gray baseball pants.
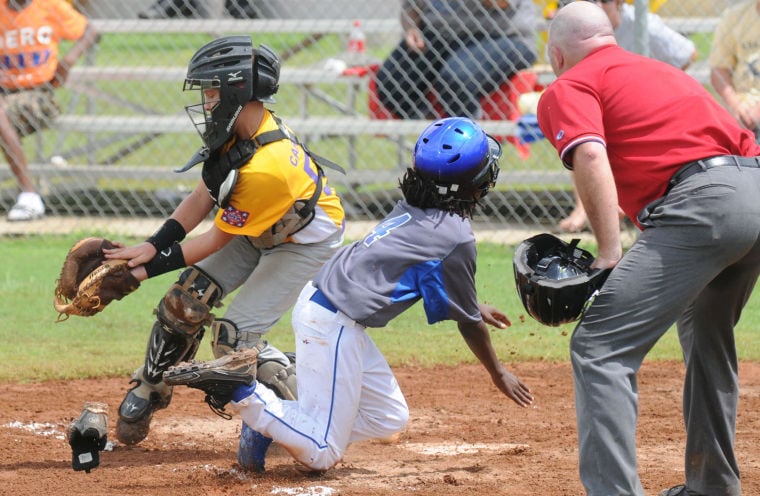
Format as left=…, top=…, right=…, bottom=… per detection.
left=571, top=163, right=760, bottom=495
left=196, top=230, right=343, bottom=364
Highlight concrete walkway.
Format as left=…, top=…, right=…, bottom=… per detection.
left=0, top=215, right=607, bottom=246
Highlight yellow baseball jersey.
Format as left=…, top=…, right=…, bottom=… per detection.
left=214, top=110, right=345, bottom=244
left=708, top=1, right=760, bottom=108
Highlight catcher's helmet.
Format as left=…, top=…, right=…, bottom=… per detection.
left=413, top=117, right=501, bottom=202
left=513, top=233, right=610, bottom=327
left=183, top=35, right=280, bottom=153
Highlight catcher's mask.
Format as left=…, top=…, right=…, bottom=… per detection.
left=183, top=36, right=280, bottom=154
left=513, top=233, right=610, bottom=327
left=413, top=117, right=501, bottom=204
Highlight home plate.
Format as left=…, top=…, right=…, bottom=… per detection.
left=401, top=442, right=529, bottom=456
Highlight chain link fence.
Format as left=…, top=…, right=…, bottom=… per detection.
left=0, top=0, right=736, bottom=235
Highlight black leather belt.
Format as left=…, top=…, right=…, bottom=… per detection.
left=310, top=288, right=338, bottom=313
left=667, top=155, right=760, bottom=193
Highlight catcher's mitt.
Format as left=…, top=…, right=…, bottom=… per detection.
left=54, top=237, right=140, bottom=321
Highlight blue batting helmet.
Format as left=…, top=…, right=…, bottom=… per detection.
left=413, top=117, right=501, bottom=201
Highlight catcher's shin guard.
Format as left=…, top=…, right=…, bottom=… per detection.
left=257, top=355, right=297, bottom=401
left=117, top=267, right=223, bottom=445
left=116, top=364, right=173, bottom=445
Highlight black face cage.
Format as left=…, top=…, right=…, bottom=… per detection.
left=183, top=78, right=221, bottom=145
left=184, top=77, right=250, bottom=152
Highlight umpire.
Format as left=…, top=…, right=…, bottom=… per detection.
left=537, top=3, right=760, bottom=496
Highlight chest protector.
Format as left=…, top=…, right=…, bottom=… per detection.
left=202, top=115, right=344, bottom=249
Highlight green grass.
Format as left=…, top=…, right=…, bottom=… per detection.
left=2, top=234, right=759, bottom=383
left=13, top=33, right=750, bottom=381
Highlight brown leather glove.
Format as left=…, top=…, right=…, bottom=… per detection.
left=54, top=237, right=140, bottom=321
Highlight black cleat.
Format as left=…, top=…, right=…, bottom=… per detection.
left=163, top=349, right=258, bottom=417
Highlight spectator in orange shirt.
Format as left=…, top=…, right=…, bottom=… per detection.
left=0, top=0, right=98, bottom=221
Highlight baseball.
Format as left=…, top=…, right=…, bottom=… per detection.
left=50, top=155, right=69, bottom=167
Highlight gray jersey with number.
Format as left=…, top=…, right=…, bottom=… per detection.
left=313, top=200, right=481, bottom=328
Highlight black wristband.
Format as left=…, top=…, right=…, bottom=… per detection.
left=143, top=242, right=186, bottom=279
left=146, top=218, right=186, bottom=252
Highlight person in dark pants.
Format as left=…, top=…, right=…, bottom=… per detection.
left=537, top=2, right=760, bottom=495
left=376, top=0, right=537, bottom=119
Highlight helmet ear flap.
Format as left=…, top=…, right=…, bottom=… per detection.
left=252, top=44, right=280, bottom=103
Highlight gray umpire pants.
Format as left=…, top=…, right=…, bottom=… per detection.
left=196, top=230, right=343, bottom=364
left=571, top=163, right=760, bottom=495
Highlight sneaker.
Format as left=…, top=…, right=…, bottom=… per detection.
left=67, top=402, right=108, bottom=473
left=163, top=349, right=258, bottom=416
left=116, top=366, right=173, bottom=446
left=7, top=192, right=44, bottom=221
left=238, top=421, right=272, bottom=472
left=659, top=485, right=689, bottom=496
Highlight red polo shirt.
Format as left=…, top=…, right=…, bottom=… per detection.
left=538, top=44, right=760, bottom=223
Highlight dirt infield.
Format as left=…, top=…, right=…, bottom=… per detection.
left=2, top=361, right=760, bottom=496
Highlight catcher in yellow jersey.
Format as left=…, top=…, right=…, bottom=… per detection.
left=102, top=36, right=346, bottom=471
